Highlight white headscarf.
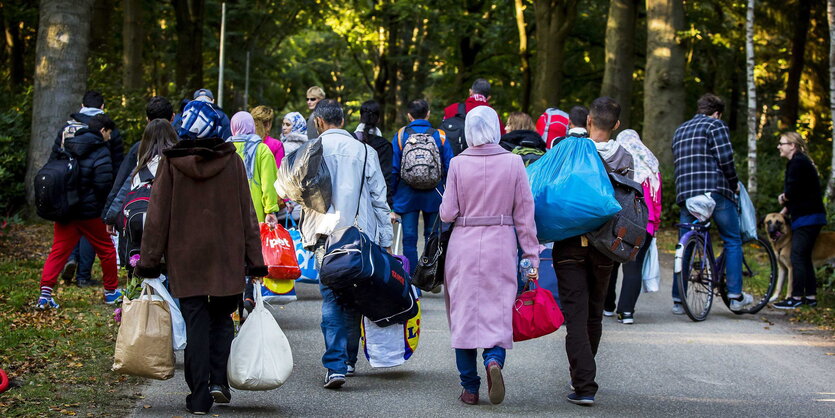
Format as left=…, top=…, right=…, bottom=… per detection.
left=616, top=129, right=660, bottom=197
left=464, top=106, right=501, bottom=147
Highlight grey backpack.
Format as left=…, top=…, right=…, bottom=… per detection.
left=585, top=169, right=649, bottom=263
left=398, top=127, right=442, bottom=190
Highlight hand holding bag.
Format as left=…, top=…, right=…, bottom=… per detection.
left=143, top=277, right=186, bottom=350
left=260, top=222, right=302, bottom=280
left=512, top=278, right=564, bottom=342
left=228, top=282, right=294, bottom=390
left=112, top=283, right=175, bottom=380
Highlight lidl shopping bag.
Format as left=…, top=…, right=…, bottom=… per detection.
left=526, top=136, right=621, bottom=242
left=260, top=223, right=301, bottom=280
left=286, top=217, right=318, bottom=284
left=361, top=294, right=421, bottom=368
left=263, top=277, right=297, bottom=305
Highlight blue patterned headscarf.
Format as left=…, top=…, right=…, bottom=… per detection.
left=281, top=112, right=307, bottom=140
left=177, top=101, right=221, bottom=139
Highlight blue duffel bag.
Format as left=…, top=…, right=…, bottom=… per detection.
left=527, top=136, right=621, bottom=242
left=319, top=225, right=418, bottom=327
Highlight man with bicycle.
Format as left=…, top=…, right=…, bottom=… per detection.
left=672, top=94, right=753, bottom=314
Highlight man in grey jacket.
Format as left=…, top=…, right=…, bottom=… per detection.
left=300, top=99, right=393, bottom=389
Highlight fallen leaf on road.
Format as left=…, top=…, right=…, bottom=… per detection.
left=826, top=353, right=834, bottom=356
left=144, top=405, right=152, bottom=409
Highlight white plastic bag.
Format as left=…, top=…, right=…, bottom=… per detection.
left=360, top=291, right=420, bottom=368
left=143, top=277, right=186, bottom=351
left=685, top=193, right=716, bottom=222
left=641, top=238, right=660, bottom=293
left=228, top=282, right=293, bottom=390
left=737, top=182, right=757, bottom=242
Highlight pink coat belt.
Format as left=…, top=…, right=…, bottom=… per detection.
left=455, top=215, right=514, bottom=227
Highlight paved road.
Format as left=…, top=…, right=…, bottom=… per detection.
left=132, top=261, right=835, bottom=417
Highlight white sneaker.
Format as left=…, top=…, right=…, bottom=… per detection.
left=603, top=310, right=615, bottom=317
left=729, top=293, right=754, bottom=312
left=671, top=303, right=685, bottom=315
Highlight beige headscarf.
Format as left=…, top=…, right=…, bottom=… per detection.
left=464, top=106, right=501, bottom=147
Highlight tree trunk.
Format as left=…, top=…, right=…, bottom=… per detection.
left=601, top=0, right=638, bottom=129
left=532, top=0, right=578, bottom=113
left=825, top=0, right=835, bottom=201
left=780, top=0, right=811, bottom=129
left=3, top=6, right=26, bottom=86
left=122, top=0, right=143, bottom=92
left=89, top=0, right=112, bottom=49
left=642, top=0, right=685, bottom=165
left=515, top=0, right=532, bottom=114
left=172, top=0, right=205, bottom=94
left=746, top=0, right=757, bottom=197
left=24, top=0, right=95, bottom=210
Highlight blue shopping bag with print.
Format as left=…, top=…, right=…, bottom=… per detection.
left=286, top=217, right=319, bottom=284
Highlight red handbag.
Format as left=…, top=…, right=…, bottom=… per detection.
left=260, top=223, right=301, bottom=280
left=512, top=278, right=564, bottom=342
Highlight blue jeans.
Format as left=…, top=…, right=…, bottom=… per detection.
left=673, top=193, right=743, bottom=301
left=69, top=237, right=95, bottom=282
left=455, top=347, right=506, bottom=393
left=315, top=242, right=361, bottom=374
left=399, top=211, right=437, bottom=274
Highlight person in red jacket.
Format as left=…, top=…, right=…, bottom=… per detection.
left=443, top=79, right=504, bottom=133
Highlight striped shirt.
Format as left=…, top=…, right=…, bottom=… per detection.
left=672, top=114, right=738, bottom=204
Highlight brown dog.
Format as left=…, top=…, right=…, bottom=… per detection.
left=763, top=212, right=835, bottom=301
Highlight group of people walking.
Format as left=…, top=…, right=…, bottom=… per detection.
left=34, top=79, right=826, bottom=415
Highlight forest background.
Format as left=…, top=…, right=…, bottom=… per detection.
left=0, top=0, right=832, bottom=226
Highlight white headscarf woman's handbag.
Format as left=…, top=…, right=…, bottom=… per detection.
left=464, top=106, right=501, bottom=147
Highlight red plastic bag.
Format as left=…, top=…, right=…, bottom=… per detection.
left=260, top=223, right=301, bottom=280
left=512, top=279, right=564, bottom=342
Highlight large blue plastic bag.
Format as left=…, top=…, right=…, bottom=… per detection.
left=737, top=182, right=757, bottom=242
left=526, top=136, right=621, bottom=242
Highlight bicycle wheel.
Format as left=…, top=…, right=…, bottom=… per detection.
left=675, top=233, right=715, bottom=321
left=720, top=235, right=777, bottom=314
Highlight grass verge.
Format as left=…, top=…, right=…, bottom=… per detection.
left=0, top=222, right=144, bottom=417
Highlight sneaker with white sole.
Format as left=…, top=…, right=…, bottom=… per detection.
left=210, top=384, right=231, bottom=403
left=323, top=372, right=346, bottom=389
left=773, top=297, right=803, bottom=310
left=346, top=364, right=355, bottom=377
left=36, top=296, right=60, bottom=310
left=567, top=392, right=594, bottom=406
left=671, top=303, right=685, bottom=315
left=104, top=289, right=123, bottom=305
left=617, top=312, right=634, bottom=324
left=602, top=310, right=615, bottom=317
left=729, top=293, right=754, bottom=312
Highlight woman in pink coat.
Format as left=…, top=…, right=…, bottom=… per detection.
left=439, top=106, right=540, bottom=406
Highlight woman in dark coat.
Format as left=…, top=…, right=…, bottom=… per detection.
left=774, top=131, right=826, bottom=310
left=136, top=101, right=266, bottom=415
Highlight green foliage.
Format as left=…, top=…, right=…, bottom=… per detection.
left=0, top=88, right=33, bottom=216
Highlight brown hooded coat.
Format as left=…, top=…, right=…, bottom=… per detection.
left=135, top=138, right=267, bottom=298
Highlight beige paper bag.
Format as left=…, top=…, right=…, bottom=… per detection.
left=112, top=284, right=175, bottom=380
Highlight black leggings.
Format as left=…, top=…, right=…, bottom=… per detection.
left=790, top=225, right=822, bottom=298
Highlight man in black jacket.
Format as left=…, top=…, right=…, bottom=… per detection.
left=54, top=91, right=124, bottom=287
left=37, top=114, right=121, bottom=309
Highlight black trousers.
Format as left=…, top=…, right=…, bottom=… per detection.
left=553, top=237, right=614, bottom=398
left=605, top=232, right=652, bottom=313
left=791, top=225, right=822, bottom=298
left=179, top=294, right=240, bottom=411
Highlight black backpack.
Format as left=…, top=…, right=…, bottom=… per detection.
left=585, top=166, right=649, bottom=263
left=34, top=149, right=80, bottom=222
left=116, top=167, right=154, bottom=264
left=441, top=103, right=467, bottom=156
